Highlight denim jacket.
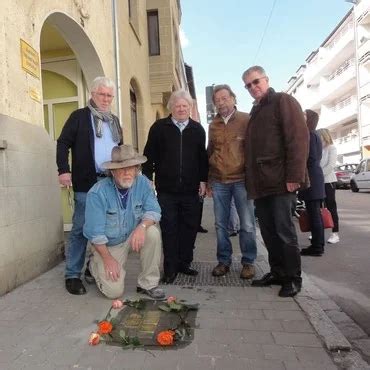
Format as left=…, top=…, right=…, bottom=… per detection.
left=83, top=175, right=161, bottom=246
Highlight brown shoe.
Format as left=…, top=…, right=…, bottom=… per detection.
left=240, top=264, right=255, bottom=280
left=212, top=263, right=230, bottom=277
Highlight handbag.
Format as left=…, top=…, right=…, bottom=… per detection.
left=298, top=207, right=334, bottom=232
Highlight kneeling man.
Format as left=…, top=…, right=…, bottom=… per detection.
left=83, top=144, right=164, bottom=299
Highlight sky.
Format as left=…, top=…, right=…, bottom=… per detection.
left=180, top=0, right=354, bottom=126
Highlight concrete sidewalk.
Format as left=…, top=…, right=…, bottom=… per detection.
left=0, top=198, right=366, bottom=369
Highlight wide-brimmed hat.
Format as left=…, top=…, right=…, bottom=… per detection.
left=101, top=145, right=147, bottom=170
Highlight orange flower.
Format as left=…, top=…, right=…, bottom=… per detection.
left=157, top=330, right=175, bottom=346
left=98, top=320, right=113, bottom=335
left=167, top=296, right=177, bottom=304
left=112, top=299, right=124, bottom=309
left=88, top=332, right=100, bottom=346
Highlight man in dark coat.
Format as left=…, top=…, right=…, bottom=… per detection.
left=242, top=66, right=309, bottom=297
left=299, top=110, right=326, bottom=256
left=57, top=77, right=123, bottom=295
left=142, top=90, right=208, bottom=284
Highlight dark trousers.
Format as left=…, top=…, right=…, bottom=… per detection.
left=305, top=199, right=325, bottom=252
left=158, top=192, right=200, bottom=276
left=324, top=182, right=339, bottom=232
left=255, top=193, right=301, bottom=284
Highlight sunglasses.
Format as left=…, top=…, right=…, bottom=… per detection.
left=244, top=77, right=267, bottom=89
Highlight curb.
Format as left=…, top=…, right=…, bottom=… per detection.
left=256, top=233, right=370, bottom=369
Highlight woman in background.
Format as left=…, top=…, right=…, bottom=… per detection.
left=299, top=110, right=326, bottom=257
left=317, top=128, right=340, bottom=244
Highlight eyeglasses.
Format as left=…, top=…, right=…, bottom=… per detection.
left=93, top=92, right=114, bottom=99
left=244, top=77, right=267, bottom=90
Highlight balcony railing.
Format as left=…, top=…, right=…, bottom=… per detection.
left=320, top=95, right=357, bottom=127
left=328, top=58, right=355, bottom=81
left=334, top=135, right=360, bottom=155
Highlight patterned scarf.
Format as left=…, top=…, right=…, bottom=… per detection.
left=87, top=99, right=122, bottom=143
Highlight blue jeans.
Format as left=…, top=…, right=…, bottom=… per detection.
left=212, top=181, right=257, bottom=266
left=65, top=192, right=88, bottom=279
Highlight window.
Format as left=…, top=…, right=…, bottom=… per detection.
left=147, top=10, right=160, bottom=56
left=130, top=88, right=139, bottom=151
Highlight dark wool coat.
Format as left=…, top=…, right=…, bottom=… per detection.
left=245, top=88, right=309, bottom=200
left=298, top=110, right=325, bottom=201
left=142, top=115, right=208, bottom=194
left=56, top=107, right=123, bottom=193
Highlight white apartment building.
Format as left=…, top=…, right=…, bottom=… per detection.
left=287, top=1, right=370, bottom=164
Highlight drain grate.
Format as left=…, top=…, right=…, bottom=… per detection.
left=170, top=261, right=265, bottom=287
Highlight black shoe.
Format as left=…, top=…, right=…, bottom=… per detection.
left=179, top=267, right=198, bottom=276
left=161, top=273, right=178, bottom=284
left=65, top=278, right=87, bottom=295
left=229, top=231, right=238, bottom=237
left=84, top=262, right=95, bottom=284
left=251, top=273, right=282, bottom=287
left=198, top=226, right=208, bottom=233
left=300, top=247, right=323, bottom=257
left=278, top=282, right=298, bottom=297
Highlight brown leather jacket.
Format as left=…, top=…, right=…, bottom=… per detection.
left=208, top=110, right=249, bottom=183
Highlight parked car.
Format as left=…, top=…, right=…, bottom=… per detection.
left=350, top=159, right=370, bottom=192
left=334, top=164, right=358, bottom=189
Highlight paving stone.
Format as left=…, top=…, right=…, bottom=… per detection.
left=294, top=346, right=337, bottom=366
left=197, top=341, right=230, bottom=357
left=211, top=329, right=255, bottom=344
left=228, top=342, right=265, bottom=358
left=252, top=319, right=284, bottom=332
left=284, top=359, right=338, bottom=370
left=242, top=331, right=275, bottom=344
left=281, top=320, right=315, bottom=333
left=225, top=318, right=255, bottom=330
left=262, top=344, right=297, bottom=361
left=272, top=332, right=323, bottom=347
left=263, top=310, right=307, bottom=321
left=243, top=358, right=285, bottom=370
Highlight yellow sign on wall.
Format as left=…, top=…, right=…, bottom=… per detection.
left=20, top=39, right=40, bottom=79
left=29, top=87, right=41, bottom=102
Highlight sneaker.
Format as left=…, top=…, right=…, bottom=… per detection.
left=136, top=286, right=165, bottom=299
left=240, top=264, right=255, bottom=279
left=327, top=233, right=340, bottom=244
left=84, top=261, right=95, bottom=284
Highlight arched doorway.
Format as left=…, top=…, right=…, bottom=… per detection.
left=40, top=12, right=105, bottom=230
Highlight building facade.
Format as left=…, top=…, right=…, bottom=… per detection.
left=0, top=0, right=192, bottom=295
left=287, top=1, right=370, bottom=164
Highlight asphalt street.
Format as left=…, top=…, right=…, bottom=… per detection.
left=297, top=188, right=370, bottom=336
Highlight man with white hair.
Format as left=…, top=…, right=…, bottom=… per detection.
left=83, top=145, right=164, bottom=300
left=143, top=90, right=208, bottom=284
left=57, top=77, right=123, bottom=295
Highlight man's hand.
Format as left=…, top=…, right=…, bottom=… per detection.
left=102, top=254, right=121, bottom=281
left=206, top=184, right=213, bottom=197
left=286, top=182, right=300, bottom=192
left=59, top=173, right=72, bottom=187
left=199, top=182, right=206, bottom=197
left=129, top=225, right=146, bottom=252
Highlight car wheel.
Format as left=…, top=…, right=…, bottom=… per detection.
left=350, top=181, right=359, bottom=192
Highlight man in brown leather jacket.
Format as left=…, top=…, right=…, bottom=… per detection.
left=242, top=66, right=308, bottom=298
left=207, top=84, right=257, bottom=280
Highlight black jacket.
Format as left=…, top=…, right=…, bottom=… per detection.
left=56, top=107, right=122, bottom=192
left=142, top=115, right=208, bottom=194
